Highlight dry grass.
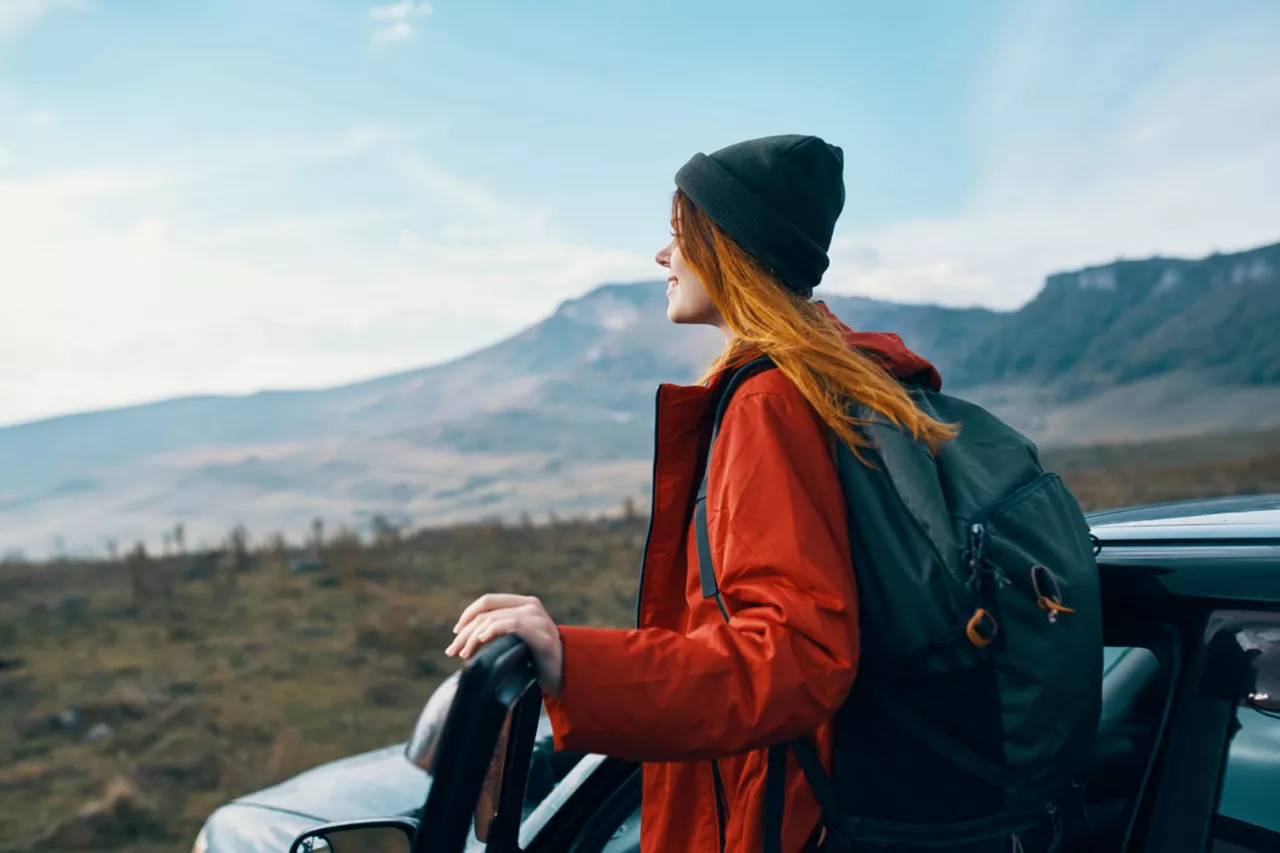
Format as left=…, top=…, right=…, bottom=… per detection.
left=0, top=517, right=641, bottom=852
left=1, top=429, right=1276, bottom=851
left=1043, top=427, right=1280, bottom=511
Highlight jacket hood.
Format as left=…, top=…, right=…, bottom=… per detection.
left=816, top=301, right=943, bottom=391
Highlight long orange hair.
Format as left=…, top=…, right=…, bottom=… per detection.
left=672, top=189, right=958, bottom=458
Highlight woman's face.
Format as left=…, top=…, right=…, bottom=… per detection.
left=655, top=237, right=724, bottom=330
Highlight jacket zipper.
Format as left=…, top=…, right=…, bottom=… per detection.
left=711, top=759, right=729, bottom=852
left=641, top=384, right=730, bottom=852
left=634, top=386, right=664, bottom=628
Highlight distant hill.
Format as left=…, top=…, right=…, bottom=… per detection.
left=954, top=241, right=1280, bottom=393
left=0, top=286, right=999, bottom=491
left=1, top=240, right=1277, bottom=556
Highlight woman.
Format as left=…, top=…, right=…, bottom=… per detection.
left=446, top=135, right=954, bottom=852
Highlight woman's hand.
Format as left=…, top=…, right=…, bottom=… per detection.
left=446, top=594, right=565, bottom=699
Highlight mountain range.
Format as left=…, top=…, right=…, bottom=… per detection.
left=2, top=240, right=1277, bottom=557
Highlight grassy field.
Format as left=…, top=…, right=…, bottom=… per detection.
left=2, top=428, right=1278, bottom=852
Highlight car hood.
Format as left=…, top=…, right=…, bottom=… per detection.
left=233, top=742, right=430, bottom=819
left=202, top=716, right=557, bottom=852
left=202, top=802, right=327, bottom=853
left=202, top=743, right=430, bottom=853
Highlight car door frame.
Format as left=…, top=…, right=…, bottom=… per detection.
left=1138, top=607, right=1280, bottom=852
left=1103, top=595, right=1280, bottom=852
left=426, top=620, right=1220, bottom=853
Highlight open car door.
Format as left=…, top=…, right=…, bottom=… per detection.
left=416, top=635, right=544, bottom=853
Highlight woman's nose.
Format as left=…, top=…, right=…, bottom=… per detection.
left=655, top=242, right=672, bottom=267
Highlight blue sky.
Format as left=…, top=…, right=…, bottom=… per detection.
left=2, top=0, right=1278, bottom=426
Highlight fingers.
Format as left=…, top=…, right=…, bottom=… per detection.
left=446, top=601, right=538, bottom=658
left=449, top=611, right=494, bottom=659
left=444, top=612, right=488, bottom=658
left=459, top=613, right=521, bottom=660
left=453, top=593, right=537, bottom=634
left=449, top=609, right=535, bottom=660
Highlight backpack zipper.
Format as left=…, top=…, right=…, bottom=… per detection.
left=711, top=759, right=728, bottom=852
left=977, top=472, right=1059, bottom=524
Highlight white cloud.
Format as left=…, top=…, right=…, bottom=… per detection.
left=368, top=1, right=431, bottom=47
left=32, top=166, right=163, bottom=197
left=204, top=211, right=386, bottom=248
left=371, top=20, right=414, bottom=46
left=128, top=216, right=168, bottom=255
left=395, top=155, right=555, bottom=243
left=0, top=132, right=650, bottom=427
left=369, top=2, right=433, bottom=21
left=0, top=0, right=82, bottom=41
left=29, top=108, right=57, bottom=127
left=0, top=146, right=11, bottom=168
left=822, top=2, right=1280, bottom=310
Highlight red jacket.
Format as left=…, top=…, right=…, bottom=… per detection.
left=544, top=306, right=942, bottom=852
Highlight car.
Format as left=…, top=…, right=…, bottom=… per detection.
left=193, top=494, right=1280, bottom=853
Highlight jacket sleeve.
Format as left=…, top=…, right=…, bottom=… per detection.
left=543, top=389, right=860, bottom=762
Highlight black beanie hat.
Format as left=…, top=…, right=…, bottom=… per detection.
left=674, top=134, right=845, bottom=295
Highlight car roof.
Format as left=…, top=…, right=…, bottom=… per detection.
left=1089, top=495, right=1280, bottom=605
left=1088, top=494, right=1280, bottom=543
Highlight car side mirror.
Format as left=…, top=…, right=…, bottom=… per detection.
left=288, top=818, right=416, bottom=853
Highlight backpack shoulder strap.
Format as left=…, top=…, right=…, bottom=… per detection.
left=691, top=355, right=788, bottom=853
left=708, top=356, right=779, bottom=449
left=694, top=356, right=777, bottom=620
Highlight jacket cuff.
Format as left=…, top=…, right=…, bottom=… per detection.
left=542, top=624, right=613, bottom=752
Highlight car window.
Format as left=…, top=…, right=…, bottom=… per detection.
left=1210, top=625, right=1280, bottom=852
left=463, top=707, right=590, bottom=852
left=1074, top=643, right=1172, bottom=850
left=1213, top=706, right=1280, bottom=851
left=517, top=753, right=611, bottom=849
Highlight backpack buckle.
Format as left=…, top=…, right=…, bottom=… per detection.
left=966, top=523, right=987, bottom=571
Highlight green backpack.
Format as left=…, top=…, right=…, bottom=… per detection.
left=694, top=356, right=1103, bottom=852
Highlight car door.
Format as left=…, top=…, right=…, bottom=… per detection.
left=414, top=635, right=544, bottom=853
left=416, top=635, right=639, bottom=853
